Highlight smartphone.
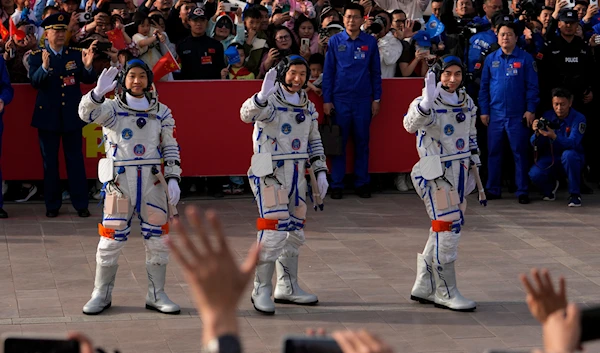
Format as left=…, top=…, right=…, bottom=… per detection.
left=591, top=0, right=598, bottom=7
left=3, top=337, right=80, bottom=353
left=25, top=25, right=35, bottom=36
left=109, top=2, right=127, bottom=10
left=78, top=11, right=93, bottom=22
left=95, top=41, right=112, bottom=52
left=565, top=0, right=575, bottom=9
left=281, top=3, right=291, bottom=12
left=595, top=35, right=600, bottom=44
left=282, top=336, right=342, bottom=353
left=580, top=306, right=600, bottom=343
left=222, top=3, right=239, bottom=11
left=301, top=38, right=310, bottom=52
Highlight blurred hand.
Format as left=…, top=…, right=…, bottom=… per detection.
left=415, top=49, right=429, bottom=61
left=520, top=268, right=567, bottom=324
left=235, top=6, right=242, bottom=18
left=480, top=114, right=490, bottom=126
left=42, top=49, right=50, bottom=70
left=4, top=38, right=14, bottom=52
left=67, top=333, right=95, bottom=353
left=403, top=19, right=415, bottom=38
left=272, top=11, right=291, bottom=25
left=590, top=34, right=599, bottom=47
left=82, top=40, right=97, bottom=69
left=524, top=111, right=535, bottom=127
left=332, top=330, right=394, bottom=353
left=538, top=126, right=557, bottom=139
left=543, top=304, right=581, bottom=353
left=216, top=1, right=225, bottom=13
left=0, top=99, right=5, bottom=113
left=265, top=47, right=279, bottom=68
left=169, top=207, right=261, bottom=345
left=372, top=100, right=380, bottom=117
left=553, top=0, right=568, bottom=18
left=583, top=90, right=593, bottom=103
left=585, top=4, right=598, bottom=21
left=532, top=119, right=539, bottom=131
left=323, top=102, right=334, bottom=115
left=220, top=67, right=229, bottom=79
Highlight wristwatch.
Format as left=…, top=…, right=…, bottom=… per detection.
left=201, top=335, right=242, bottom=353
left=374, top=99, right=381, bottom=103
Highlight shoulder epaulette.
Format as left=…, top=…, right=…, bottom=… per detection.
left=69, top=47, right=83, bottom=51
left=30, top=49, right=41, bottom=55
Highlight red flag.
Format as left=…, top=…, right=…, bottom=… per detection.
left=106, top=28, right=127, bottom=50
left=152, top=50, right=180, bottom=81
left=9, top=18, right=25, bottom=41
left=0, top=22, right=8, bottom=42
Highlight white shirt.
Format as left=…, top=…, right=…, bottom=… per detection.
left=378, top=31, right=403, bottom=78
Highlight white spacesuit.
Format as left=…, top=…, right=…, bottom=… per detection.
left=403, top=56, right=479, bottom=312
left=240, top=56, right=329, bottom=315
left=78, top=61, right=182, bottom=315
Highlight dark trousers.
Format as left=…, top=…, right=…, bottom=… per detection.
left=38, top=129, right=88, bottom=211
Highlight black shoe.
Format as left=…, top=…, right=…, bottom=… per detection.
left=46, top=210, right=59, bottom=218
left=355, top=186, right=371, bottom=198
left=77, top=208, right=90, bottom=218
left=485, top=191, right=502, bottom=200
left=330, top=188, right=343, bottom=200
left=518, top=194, right=530, bottom=204
left=0, top=208, right=8, bottom=218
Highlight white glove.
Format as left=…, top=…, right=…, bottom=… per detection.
left=256, top=68, right=278, bottom=103
left=317, top=171, right=329, bottom=200
left=470, top=154, right=481, bottom=167
left=93, top=67, right=119, bottom=100
left=418, top=71, right=437, bottom=113
left=168, top=178, right=180, bottom=206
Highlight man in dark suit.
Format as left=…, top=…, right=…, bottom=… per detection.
left=28, top=13, right=96, bottom=218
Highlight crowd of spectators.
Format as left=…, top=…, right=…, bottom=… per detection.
left=0, top=0, right=597, bottom=208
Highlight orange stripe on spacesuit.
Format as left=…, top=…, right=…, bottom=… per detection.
left=98, top=223, right=115, bottom=239
left=257, top=218, right=279, bottom=230
left=431, top=220, right=453, bottom=232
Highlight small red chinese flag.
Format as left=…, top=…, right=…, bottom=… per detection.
left=152, top=50, right=180, bottom=81
left=9, top=18, right=25, bottom=41
left=106, top=28, right=127, bottom=50
left=0, top=22, right=8, bottom=42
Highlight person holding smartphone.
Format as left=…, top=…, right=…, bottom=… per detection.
left=259, top=26, right=299, bottom=77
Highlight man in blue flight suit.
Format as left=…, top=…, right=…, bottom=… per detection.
left=529, top=88, right=586, bottom=207
left=28, top=13, right=96, bottom=218
left=0, top=56, right=13, bottom=218
left=479, top=21, right=539, bottom=204
left=322, top=2, right=382, bottom=199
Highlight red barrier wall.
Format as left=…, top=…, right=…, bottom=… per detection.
left=2, top=79, right=422, bottom=180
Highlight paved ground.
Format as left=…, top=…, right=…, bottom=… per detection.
left=1, top=191, right=600, bottom=353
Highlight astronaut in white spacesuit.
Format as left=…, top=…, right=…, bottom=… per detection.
left=404, top=55, right=480, bottom=312
left=78, top=60, right=182, bottom=315
left=240, top=55, right=329, bottom=315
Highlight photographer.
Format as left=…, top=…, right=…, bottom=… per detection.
left=529, top=88, right=586, bottom=206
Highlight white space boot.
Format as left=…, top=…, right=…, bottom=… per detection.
left=274, top=256, right=318, bottom=305
left=410, top=253, right=435, bottom=304
left=83, top=264, right=118, bottom=315
left=251, top=261, right=276, bottom=315
left=145, top=264, right=181, bottom=315
left=432, top=261, right=476, bottom=312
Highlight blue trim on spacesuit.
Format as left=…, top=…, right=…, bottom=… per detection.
left=146, top=203, right=167, bottom=214
left=136, top=167, right=142, bottom=214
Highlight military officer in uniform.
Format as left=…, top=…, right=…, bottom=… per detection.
left=28, top=13, right=97, bottom=218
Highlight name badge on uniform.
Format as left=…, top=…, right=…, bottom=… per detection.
left=492, top=60, right=500, bottom=68
left=65, top=60, right=77, bottom=70
left=506, top=64, right=518, bottom=77
left=201, top=56, right=212, bottom=64
left=354, top=47, right=365, bottom=60
left=337, top=44, right=346, bottom=52
left=63, top=76, right=76, bottom=86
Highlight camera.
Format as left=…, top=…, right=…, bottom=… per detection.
left=537, top=118, right=558, bottom=131
left=365, top=16, right=386, bottom=35
left=516, top=0, right=536, bottom=13
left=78, top=12, right=93, bottom=22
